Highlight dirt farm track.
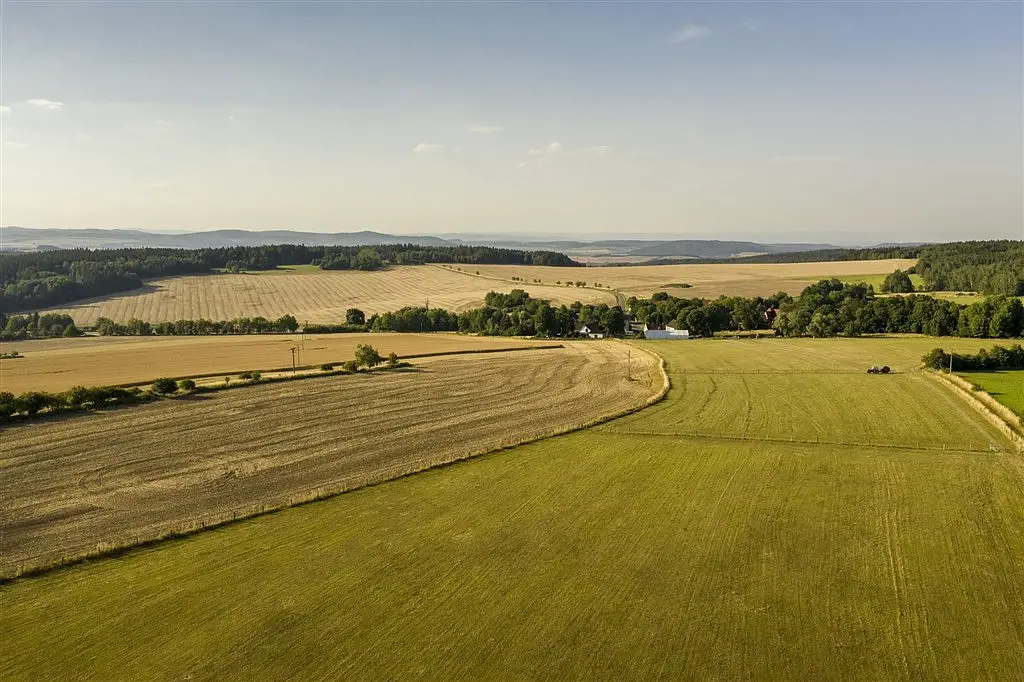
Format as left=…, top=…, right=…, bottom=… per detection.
left=0, top=343, right=661, bottom=577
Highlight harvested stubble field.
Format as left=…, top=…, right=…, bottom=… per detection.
left=0, top=333, right=543, bottom=394
left=469, top=258, right=917, bottom=299
left=3, top=337, right=1022, bottom=679
left=35, top=265, right=616, bottom=325
left=0, top=343, right=660, bottom=577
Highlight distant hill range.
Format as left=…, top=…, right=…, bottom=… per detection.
left=1, top=226, right=839, bottom=259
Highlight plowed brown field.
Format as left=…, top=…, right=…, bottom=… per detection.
left=36, top=265, right=616, bottom=325
left=0, top=342, right=661, bottom=576
left=0, top=333, right=545, bottom=394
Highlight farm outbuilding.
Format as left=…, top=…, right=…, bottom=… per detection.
left=577, top=324, right=606, bottom=339
left=643, top=324, right=690, bottom=340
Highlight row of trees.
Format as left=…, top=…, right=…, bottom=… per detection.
left=1, top=244, right=580, bottom=312
left=1, top=313, right=83, bottom=340
left=0, top=385, right=149, bottom=420
left=770, top=280, right=1022, bottom=338
left=93, top=315, right=300, bottom=336
left=621, top=280, right=1023, bottom=339
left=922, top=344, right=1024, bottom=372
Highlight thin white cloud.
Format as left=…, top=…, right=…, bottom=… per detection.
left=152, top=180, right=174, bottom=188
left=469, top=125, right=504, bottom=134
left=413, top=142, right=444, bottom=153
left=740, top=19, right=761, bottom=32
left=26, top=98, right=64, bottom=111
left=3, top=140, right=29, bottom=148
left=520, top=142, right=612, bottom=167
left=0, top=105, right=10, bottom=115
left=529, top=142, right=565, bottom=157
left=670, top=24, right=710, bottom=44
left=771, top=155, right=847, bottom=164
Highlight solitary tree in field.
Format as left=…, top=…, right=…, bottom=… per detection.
left=355, top=344, right=383, bottom=369
left=881, top=269, right=915, bottom=294
left=346, top=308, right=366, bottom=326
left=387, top=352, right=399, bottom=366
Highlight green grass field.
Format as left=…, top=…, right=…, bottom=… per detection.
left=840, top=272, right=925, bottom=290
left=2, top=338, right=1022, bottom=680
left=958, top=369, right=1024, bottom=418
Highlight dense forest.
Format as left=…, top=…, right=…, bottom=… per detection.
left=914, top=241, right=1024, bottom=295
left=0, top=244, right=579, bottom=312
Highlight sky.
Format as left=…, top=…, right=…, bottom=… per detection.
left=1, top=1, right=1021, bottom=243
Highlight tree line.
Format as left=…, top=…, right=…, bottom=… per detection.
left=922, top=343, right=1024, bottom=372
left=0, top=244, right=580, bottom=312
left=623, top=280, right=1022, bottom=339
left=92, top=314, right=300, bottom=336
left=1, top=313, right=83, bottom=340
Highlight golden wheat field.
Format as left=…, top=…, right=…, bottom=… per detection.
left=36, top=265, right=617, bottom=325
left=469, top=258, right=918, bottom=299
left=0, top=333, right=547, bottom=394
left=0, top=343, right=661, bottom=577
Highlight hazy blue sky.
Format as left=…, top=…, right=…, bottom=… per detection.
left=1, top=1, right=1021, bottom=242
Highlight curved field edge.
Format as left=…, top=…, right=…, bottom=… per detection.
left=929, top=371, right=1024, bottom=451
left=0, top=342, right=668, bottom=582
left=4, top=339, right=1024, bottom=680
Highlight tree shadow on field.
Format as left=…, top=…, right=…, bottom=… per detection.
left=40, top=282, right=164, bottom=311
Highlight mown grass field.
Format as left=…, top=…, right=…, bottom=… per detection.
left=959, top=369, right=1024, bottom=418
left=839, top=272, right=925, bottom=290
left=2, top=337, right=1021, bottom=680
left=0, top=332, right=543, bottom=394
left=35, top=265, right=616, bottom=325
left=469, top=258, right=917, bottom=299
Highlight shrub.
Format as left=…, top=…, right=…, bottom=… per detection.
left=355, top=344, right=383, bottom=369
left=320, top=363, right=334, bottom=371
left=387, top=352, right=399, bottom=367
left=342, top=360, right=358, bottom=373
left=238, top=370, right=261, bottom=381
left=152, top=377, right=178, bottom=394
left=178, top=378, right=197, bottom=392
left=65, top=385, right=91, bottom=407
left=0, top=391, right=16, bottom=418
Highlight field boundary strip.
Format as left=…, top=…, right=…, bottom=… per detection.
left=928, top=371, right=1024, bottom=452
left=596, top=428, right=1006, bottom=455
left=114, top=343, right=566, bottom=388
left=0, top=343, right=669, bottom=583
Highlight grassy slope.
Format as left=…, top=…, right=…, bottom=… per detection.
left=959, top=369, right=1024, bottom=418
left=2, top=339, right=1022, bottom=680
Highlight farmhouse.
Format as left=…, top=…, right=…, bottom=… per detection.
left=576, top=324, right=606, bottom=339
left=643, top=323, right=690, bottom=340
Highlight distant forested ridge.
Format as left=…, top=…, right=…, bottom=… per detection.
left=648, top=245, right=922, bottom=265
left=0, top=244, right=579, bottom=312
left=915, top=241, right=1024, bottom=295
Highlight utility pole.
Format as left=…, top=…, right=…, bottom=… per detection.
left=626, top=350, right=631, bottom=381
left=290, top=347, right=297, bottom=374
